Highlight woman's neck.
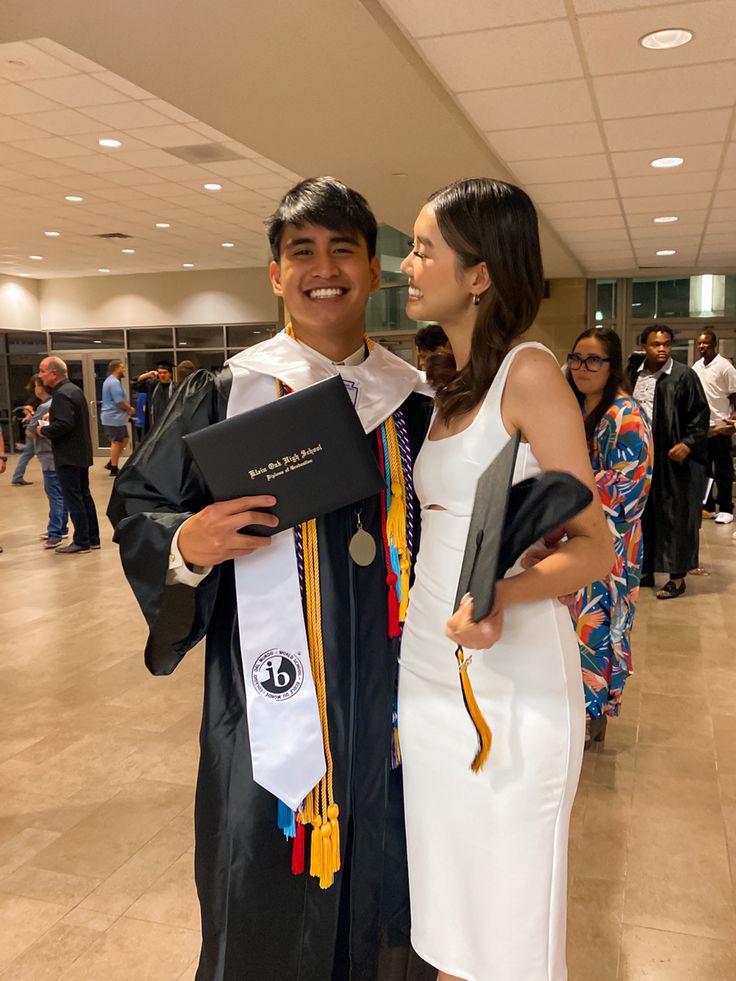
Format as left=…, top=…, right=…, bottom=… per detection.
left=442, top=313, right=476, bottom=370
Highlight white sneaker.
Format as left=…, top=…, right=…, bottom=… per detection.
left=715, top=512, right=734, bottom=524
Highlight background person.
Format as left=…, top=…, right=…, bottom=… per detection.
left=631, top=325, right=709, bottom=599
left=692, top=329, right=736, bottom=525
left=567, top=327, right=652, bottom=747
left=132, top=361, right=176, bottom=436
left=25, top=375, right=69, bottom=549
left=175, top=359, right=197, bottom=383
left=10, top=375, right=40, bottom=485
left=413, top=323, right=448, bottom=371
left=36, top=357, right=100, bottom=555
left=100, top=359, right=134, bottom=477
left=0, top=428, right=5, bottom=552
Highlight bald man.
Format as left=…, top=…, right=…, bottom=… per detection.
left=36, top=356, right=100, bottom=554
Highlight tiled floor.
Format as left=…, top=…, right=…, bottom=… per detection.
left=1, top=458, right=735, bottom=980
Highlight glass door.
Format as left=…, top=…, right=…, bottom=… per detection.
left=53, top=350, right=128, bottom=456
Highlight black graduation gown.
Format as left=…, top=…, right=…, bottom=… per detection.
left=107, top=369, right=434, bottom=981
left=631, top=361, right=709, bottom=574
left=131, top=378, right=176, bottom=435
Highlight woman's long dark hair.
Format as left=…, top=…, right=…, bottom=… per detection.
left=425, top=178, right=544, bottom=423
left=567, top=326, right=630, bottom=448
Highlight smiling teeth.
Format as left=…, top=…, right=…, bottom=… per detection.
left=308, top=288, right=345, bottom=298
left=408, top=287, right=423, bottom=298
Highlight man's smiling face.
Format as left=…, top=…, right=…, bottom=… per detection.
left=269, top=222, right=380, bottom=343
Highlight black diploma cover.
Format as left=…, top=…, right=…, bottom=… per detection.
left=183, top=376, right=384, bottom=535
left=455, top=433, right=594, bottom=621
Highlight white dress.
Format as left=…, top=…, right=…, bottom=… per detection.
left=399, top=342, right=585, bottom=981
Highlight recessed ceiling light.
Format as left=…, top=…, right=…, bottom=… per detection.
left=654, top=215, right=679, bottom=223
left=19, top=272, right=30, bottom=277
left=656, top=249, right=677, bottom=256
left=44, top=231, right=60, bottom=237
left=221, top=242, right=235, bottom=248
left=651, top=156, right=684, bottom=168
left=182, top=263, right=194, bottom=268
left=93, top=339, right=102, bottom=344
left=29, top=255, right=43, bottom=260
left=203, top=183, right=222, bottom=191
left=98, top=138, right=122, bottom=149
left=98, top=268, right=110, bottom=273
left=121, top=248, right=135, bottom=254
left=640, top=28, right=693, bottom=50
left=65, top=195, right=84, bottom=202
left=155, top=222, right=171, bottom=228
left=392, top=172, right=409, bottom=178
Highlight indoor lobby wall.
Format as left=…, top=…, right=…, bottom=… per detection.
left=0, top=275, right=41, bottom=332
left=39, top=267, right=278, bottom=331
left=528, top=278, right=588, bottom=365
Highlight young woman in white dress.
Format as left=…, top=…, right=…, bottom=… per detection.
left=398, top=178, right=613, bottom=981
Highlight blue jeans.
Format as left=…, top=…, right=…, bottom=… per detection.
left=43, top=470, right=69, bottom=539
left=56, top=465, right=99, bottom=548
left=12, top=441, right=35, bottom=481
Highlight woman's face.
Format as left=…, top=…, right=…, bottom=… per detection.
left=400, top=204, right=479, bottom=325
left=569, top=336, right=611, bottom=401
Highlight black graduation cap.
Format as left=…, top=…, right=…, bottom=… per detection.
left=452, top=432, right=594, bottom=773
left=454, top=432, right=594, bottom=621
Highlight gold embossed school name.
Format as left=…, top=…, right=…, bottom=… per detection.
left=248, top=444, right=323, bottom=481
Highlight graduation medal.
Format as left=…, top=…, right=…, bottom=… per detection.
left=349, top=511, right=376, bottom=566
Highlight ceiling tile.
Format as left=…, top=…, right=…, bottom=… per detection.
left=574, top=0, right=704, bottom=14
left=626, top=210, right=706, bottom=228
left=618, top=171, right=716, bottom=197
left=525, top=178, right=616, bottom=202
left=106, top=169, right=173, bottom=187
left=81, top=101, right=176, bottom=129
left=66, top=132, right=152, bottom=153
left=419, top=20, right=582, bottom=91
left=554, top=214, right=626, bottom=231
left=709, top=207, right=736, bottom=222
left=109, top=148, right=183, bottom=169
left=142, top=99, right=198, bottom=124
left=487, top=122, right=604, bottom=162
left=187, top=121, right=235, bottom=142
left=11, top=135, right=95, bottom=159
left=603, top=108, right=732, bottom=153
left=510, top=153, right=611, bottom=184
left=595, top=62, right=736, bottom=119
left=464, top=80, right=595, bottom=131
left=0, top=117, right=52, bottom=142
left=19, top=159, right=81, bottom=180
left=62, top=154, right=135, bottom=175
left=611, top=144, right=723, bottom=178
left=717, top=170, right=736, bottom=189
left=382, top=0, right=566, bottom=36
left=16, top=108, right=106, bottom=136
left=124, top=123, right=209, bottom=148
left=90, top=71, right=151, bottom=100
left=578, top=1, right=736, bottom=75
left=0, top=40, right=78, bottom=82
left=201, top=158, right=271, bottom=178
left=541, top=199, right=622, bottom=218
left=24, top=74, right=125, bottom=108
left=623, top=191, right=712, bottom=213
left=29, top=38, right=104, bottom=74
left=0, top=81, right=62, bottom=115
left=713, top=188, right=736, bottom=207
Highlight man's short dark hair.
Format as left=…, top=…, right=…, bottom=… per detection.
left=265, top=177, right=378, bottom=261
left=640, top=323, right=674, bottom=344
left=107, top=359, right=123, bottom=373
left=698, top=328, right=717, bottom=344
left=415, top=323, right=448, bottom=352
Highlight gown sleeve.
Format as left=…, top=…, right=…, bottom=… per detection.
left=679, top=369, right=710, bottom=460
left=593, top=400, right=652, bottom=526
left=107, top=368, right=230, bottom=676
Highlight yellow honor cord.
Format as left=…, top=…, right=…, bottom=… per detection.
left=455, top=646, right=493, bottom=772
left=383, top=416, right=411, bottom=622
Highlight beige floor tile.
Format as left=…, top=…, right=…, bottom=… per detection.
left=0, top=827, right=61, bottom=878
left=0, top=907, right=117, bottom=981
left=0, top=865, right=100, bottom=911
left=620, top=924, right=736, bottom=980
left=126, top=852, right=199, bottom=931
left=56, top=916, right=200, bottom=981
left=0, top=893, right=69, bottom=973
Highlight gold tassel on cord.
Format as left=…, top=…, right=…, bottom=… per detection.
left=384, top=417, right=411, bottom=623
left=455, top=646, right=492, bottom=772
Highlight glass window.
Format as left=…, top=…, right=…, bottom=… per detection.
left=631, top=281, right=656, bottom=320
left=127, top=327, right=174, bottom=349
left=51, top=329, right=125, bottom=349
left=226, top=325, right=276, bottom=348
left=657, top=278, right=690, bottom=318
left=366, top=285, right=416, bottom=331
left=594, top=280, right=616, bottom=321
left=175, top=325, right=226, bottom=349
left=7, top=331, right=47, bottom=354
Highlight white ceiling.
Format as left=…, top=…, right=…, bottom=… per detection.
left=380, top=0, right=736, bottom=276
left=0, top=0, right=734, bottom=281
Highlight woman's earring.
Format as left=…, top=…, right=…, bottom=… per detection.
left=472, top=293, right=481, bottom=306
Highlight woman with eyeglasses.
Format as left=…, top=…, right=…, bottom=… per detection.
left=566, top=326, right=653, bottom=747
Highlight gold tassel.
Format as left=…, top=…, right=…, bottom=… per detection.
left=327, top=802, right=340, bottom=874
left=320, top=821, right=334, bottom=889
left=310, top=815, right=323, bottom=879
left=455, top=646, right=492, bottom=772
left=384, top=418, right=411, bottom=622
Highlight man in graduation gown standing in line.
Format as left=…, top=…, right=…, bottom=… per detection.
left=108, top=178, right=434, bottom=981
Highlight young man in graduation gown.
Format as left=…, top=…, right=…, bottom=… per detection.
left=631, top=325, right=709, bottom=599
left=108, top=178, right=434, bottom=981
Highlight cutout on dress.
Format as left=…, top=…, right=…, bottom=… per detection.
left=426, top=504, right=447, bottom=511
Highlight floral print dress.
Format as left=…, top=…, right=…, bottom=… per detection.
left=571, top=396, right=653, bottom=718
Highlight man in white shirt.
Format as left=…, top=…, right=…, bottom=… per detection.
left=692, top=329, right=736, bottom=524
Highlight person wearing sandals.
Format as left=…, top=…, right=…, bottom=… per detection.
left=567, top=328, right=653, bottom=747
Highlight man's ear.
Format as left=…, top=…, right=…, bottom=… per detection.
left=369, top=256, right=381, bottom=293
left=269, top=259, right=283, bottom=298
